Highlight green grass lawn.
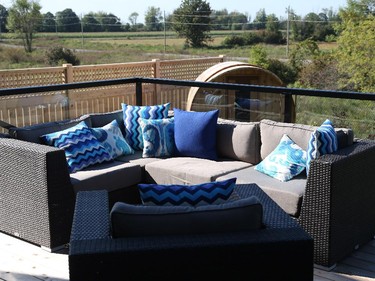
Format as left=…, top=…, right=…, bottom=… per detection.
left=0, top=30, right=337, bottom=68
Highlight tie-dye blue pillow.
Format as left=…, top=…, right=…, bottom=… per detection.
left=306, top=119, right=338, bottom=175
left=91, top=119, right=134, bottom=159
left=255, top=134, right=307, bottom=182
left=121, top=103, right=170, bottom=151
left=139, top=118, right=175, bottom=158
left=41, top=121, right=112, bottom=173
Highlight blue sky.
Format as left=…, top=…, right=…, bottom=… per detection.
left=1, top=0, right=348, bottom=23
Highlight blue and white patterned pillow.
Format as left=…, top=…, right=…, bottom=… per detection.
left=139, top=118, right=175, bottom=158
left=91, top=119, right=134, bottom=159
left=138, top=178, right=237, bottom=206
left=122, top=103, right=170, bottom=151
left=255, top=134, right=307, bottom=182
left=306, top=119, right=338, bottom=175
left=41, top=121, right=113, bottom=173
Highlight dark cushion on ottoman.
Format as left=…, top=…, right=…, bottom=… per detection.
left=110, top=196, right=263, bottom=238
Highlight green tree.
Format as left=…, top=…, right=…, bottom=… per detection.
left=211, top=9, right=230, bottom=30
left=128, top=12, right=139, bottom=31
left=95, top=12, right=122, bottom=32
left=56, top=9, right=80, bottom=32
left=228, top=11, right=248, bottom=30
left=249, top=45, right=297, bottom=85
left=39, top=12, right=56, bottom=32
left=253, top=8, right=267, bottom=29
left=144, top=6, right=163, bottom=31
left=0, top=4, right=8, bottom=33
left=82, top=13, right=101, bottom=32
left=335, top=0, right=375, bottom=92
left=173, top=0, right=212, bottom=47
left=6, top=0, right=42, bottom=52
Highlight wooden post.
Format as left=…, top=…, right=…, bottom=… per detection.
left=152, top=59, right=161, bottom=104
left=63, top=64, right=73, bottom=119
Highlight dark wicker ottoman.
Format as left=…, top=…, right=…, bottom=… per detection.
left=69, top=184, right=314, bottom=281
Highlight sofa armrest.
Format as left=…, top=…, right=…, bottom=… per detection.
left=69, top=189, right=313, bottom=281
left=0, top=138, right=75, bottom=250
left=70, top=190, right=110, bottom=241
left=298, top=139, right=375, bottom=267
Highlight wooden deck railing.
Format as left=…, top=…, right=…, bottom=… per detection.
left=0, top=56, right=225, bottom=130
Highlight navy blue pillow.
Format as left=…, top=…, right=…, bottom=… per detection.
left=173, top=108, right=219, bottom=160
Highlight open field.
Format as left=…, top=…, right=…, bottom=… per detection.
left=0, top=31, right=338, bottom=69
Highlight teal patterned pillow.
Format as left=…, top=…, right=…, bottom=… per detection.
left=121, top=103, right=170, bottom=151
left=139, top=118, right=175, bottom=158
left=91, top=119, right=134, bottom=159
left=255, top=134, right=307, bottom=182
left=41, top=121, right=112, bottom=173
left=306, top=119, right=338, bottom=175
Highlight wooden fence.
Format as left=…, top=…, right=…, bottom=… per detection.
left=0, top=56, right=225, bottom=129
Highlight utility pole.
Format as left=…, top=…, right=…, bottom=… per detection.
left=81, top=13, right=84, bottom=48
left=164, top=10, right=167, bottom=54
left=286, top=6, right=290, bottom=57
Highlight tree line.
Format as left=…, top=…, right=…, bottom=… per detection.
left=1, top=0, right=339, bottom=43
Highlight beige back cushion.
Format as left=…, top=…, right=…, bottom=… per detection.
left=260, top=119, right=355, bottom=160
left=217, top=119, right=261, bottom=164
left=260, top=119, right=316, bottom=160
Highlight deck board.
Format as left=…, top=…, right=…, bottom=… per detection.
left=0, top=231, right=375, bottom=281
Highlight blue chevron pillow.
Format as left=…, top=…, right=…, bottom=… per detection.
left=306, top=119, right=338, bottom=175
left=139, top=117, right=175, bottom=158
left=138, top=178, right=237, bottom=206
left=122, top=103, right=170, bottom=151
left=41, top=121, right=113, bottom=173
left=91, top=119, right=134, bottom=159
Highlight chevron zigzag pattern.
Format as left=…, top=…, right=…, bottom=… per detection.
left=138, top=178, right=237, bottom=206
left=122, top=103, right=170, bottom=151
left=41, top=121, right=112, bottom=173
left=306, top=119, right=338, bottom=174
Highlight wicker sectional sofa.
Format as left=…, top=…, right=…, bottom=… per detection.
left=1, top=108, right=375, bottom=269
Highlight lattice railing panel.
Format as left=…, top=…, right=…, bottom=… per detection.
left=159, top=57, right=224, bottom=80
left=0, top=67, right=66, bottom=88
left=72, top=62, right=155, bottom=82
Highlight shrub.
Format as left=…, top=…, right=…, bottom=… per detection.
left=45, top=46, right=80, bottom=66
left=222, top=35, right=246, bottom=47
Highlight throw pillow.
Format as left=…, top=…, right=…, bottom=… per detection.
left=121, top=103, right=170, bottom=151
left=173, top=108, right=219, bottom=160
left=41, top=121, right=112, bottom=173
left=91, top=119, right=134, bottom=159
left=306, top=119, right=338, bottom=175
left=139, top=117, right=175, bottom=158
left=138, top=177, right=237, bottom=206
left=255, top=134, right=307, bottom=182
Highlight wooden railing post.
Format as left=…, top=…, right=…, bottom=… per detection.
left=152, top=59, right=161, bottom=104
left=63, top=64, right=73, bottom=119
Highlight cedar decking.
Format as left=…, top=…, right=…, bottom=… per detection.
left=0, top=231, right=375, bottom=281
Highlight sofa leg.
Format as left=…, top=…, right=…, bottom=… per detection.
left=314, top=263, right=337, bottom=271
left=41, top=243, right=69, bottom=253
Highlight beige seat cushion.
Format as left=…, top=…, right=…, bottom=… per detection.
left=217, top=166, right=307, bottom=217
left=70, top=161, right=142, bottom=193
left=145, top=157, right=251, bottom=185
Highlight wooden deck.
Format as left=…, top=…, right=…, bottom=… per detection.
left=0, top=231, right=375, bottom=281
